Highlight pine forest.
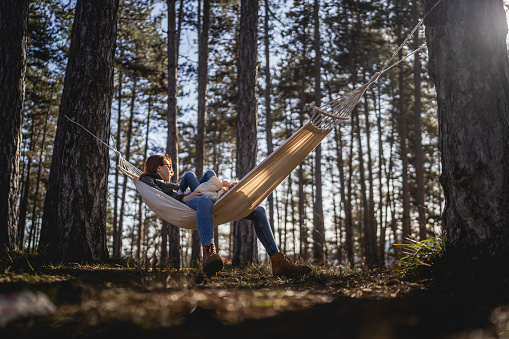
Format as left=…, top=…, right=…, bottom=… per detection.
left=19, top=0, right=452, bottom=268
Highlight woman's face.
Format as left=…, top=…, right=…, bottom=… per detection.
left=157, top=159, right=172, bottom=181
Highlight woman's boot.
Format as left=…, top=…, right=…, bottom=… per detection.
left=202, top=242, right=223, bottom=276
left=270, top=252, right=311, bottom=277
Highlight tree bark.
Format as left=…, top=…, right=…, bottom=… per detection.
left=190, top=0, right=211, bottom=267
left=423, top=0, right=509, bottom=260
left=39, top=0, right=119, bottom=262
left=264, top=0, right=275, bottom=234
left=233, top=0, right=259, bottom=266
left=115, top=76, right=137, bottom=258
left=196, top=0, right=210, bottom=178
left=397, top=43, right=411, bottom=245
left=18, top=121, right=35, bottom=250
left=112, top=62, right=123, bottom=259
left=166, top=0, right=181, bottom=269
left=413, top=0, right=426, bottom=242
left=312, top=0, right=325, bottom=265
left=0, top=0, right=28, bottom=252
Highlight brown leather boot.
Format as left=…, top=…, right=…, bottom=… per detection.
left=202, top=242, right=224, bottom=276
left=270, top=252, right=311, bottom=277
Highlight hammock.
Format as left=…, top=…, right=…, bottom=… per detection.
left=86, top=1, right=441, bottom=230
left=117, top=73, right=380, bottom=229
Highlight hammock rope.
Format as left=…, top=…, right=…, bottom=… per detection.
left=66, top=0, right=443, bottom=229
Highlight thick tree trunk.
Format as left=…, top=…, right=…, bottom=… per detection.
left=40, top=0, right=119, bottom=262
left=233, top=0, right=259, bottom=266
left=423, top=0, right=509, bottom=260
left=0, top=0, right=28, bottom=252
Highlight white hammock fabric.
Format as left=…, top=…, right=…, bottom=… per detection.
left=118, top=74, right=380, bottom=230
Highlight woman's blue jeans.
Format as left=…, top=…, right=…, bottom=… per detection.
left=179, top=170, right=216, bottom=193
left=183, top=172, right=279, bottom=256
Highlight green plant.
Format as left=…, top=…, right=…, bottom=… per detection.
left=395, top=231, right=447, bottom=276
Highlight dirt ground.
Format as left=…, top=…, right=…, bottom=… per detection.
left=1, top=255, right=509, bottom=339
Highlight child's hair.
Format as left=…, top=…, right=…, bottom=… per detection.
left=227, top=178, right=239, bottom=190
left=144, top=154, right=174, bottom=176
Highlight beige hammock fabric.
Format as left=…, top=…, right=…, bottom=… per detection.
left=117, top=74, right=380, bottom=229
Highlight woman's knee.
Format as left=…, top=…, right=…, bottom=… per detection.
left=254, top=206, right=266, bottom=215
left=204, top=170, right=216, bottom=178
left=183, top=172, right=196, bottom=180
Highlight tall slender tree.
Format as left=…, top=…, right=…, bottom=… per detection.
left=312, top=0, right=325, bottom=265
left=189, top=0, right=211, bottom=267
left=263, top=0, right=275, bottom=233
left=233, top=0, right=259, bottom=265
left=166, top=0, right=182, bottom=269
left=40, top=0, right=119, bottom=262
left=412, top=0, right=426, bottom=241
left=0, top=0, right=29, bottom=252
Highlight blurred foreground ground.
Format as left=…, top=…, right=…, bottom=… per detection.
left=1, top=256, right=509, bottom=338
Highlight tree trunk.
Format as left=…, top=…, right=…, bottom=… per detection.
left=190, top=0, right=211, bottom=267
left=112, top=64, right=123, bottom=260
left=233, top=0, right=259, bottom=266
left=264, top=0, right=275, bottom=234
left=115, top=76, right=137, bottom=258
left=397, top=43, right=411, bottom=244
left=39, top=0, right=119, bottom=262
left=166, top=0, right=181, bottom=269
left=423, top=0, right=509, bottom=260
left=18, top=122, right=35, bottom=250
left=29, top=110, right=50, bottom=251
left=196, top=0, right=209, bottom=178
left=413, top=0, right=426, bottom=241
left=312, top=0, right=325, bottom=265
left=345, top=120, right=355, bottom=266
left=137, top=99, right=152, bottom=260
left=0, top=0, right=28, bottom=252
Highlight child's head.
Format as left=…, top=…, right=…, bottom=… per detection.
left=222, top=178, right=239, bottom=190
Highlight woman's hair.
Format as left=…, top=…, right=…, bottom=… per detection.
left=144, top=154, right=173, bottom=175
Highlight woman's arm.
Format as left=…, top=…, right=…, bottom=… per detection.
left=181, top=189, right=202, bottom=203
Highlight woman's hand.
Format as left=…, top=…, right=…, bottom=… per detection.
left=182, top=189, right=202, bottom=203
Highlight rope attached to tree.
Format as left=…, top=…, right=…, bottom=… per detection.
left=312, top=0, right=444, bottom=126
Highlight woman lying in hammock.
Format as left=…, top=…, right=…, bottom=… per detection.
left=139, top=154, right=311, bottom=277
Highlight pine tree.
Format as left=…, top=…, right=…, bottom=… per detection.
left=423, top=0, right=509, bottom=261
left=40, top=0, right=119, bottom=262
left=0, top=0, right=29, bottom=252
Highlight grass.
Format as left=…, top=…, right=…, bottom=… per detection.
left=2, top=246, right=509, bottom=338
left=394, top=230, right=448, bottom=279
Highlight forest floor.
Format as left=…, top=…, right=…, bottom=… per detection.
left=1, top=252, right=509, bottom=339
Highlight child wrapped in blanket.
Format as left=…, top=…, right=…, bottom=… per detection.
left=177, top=171, right=238, bottom=202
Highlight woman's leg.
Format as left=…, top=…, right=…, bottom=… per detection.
left=244, top=206, right=279, bottom=256
left=199, top=170, right=217, bottom=184
left=245, top=206, right=311, bottom=277
left=179, top=172, right=200, bottom=193
left=185, top=196, right=214, bottom=245
left=185, top=196, right=223, bottom=276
